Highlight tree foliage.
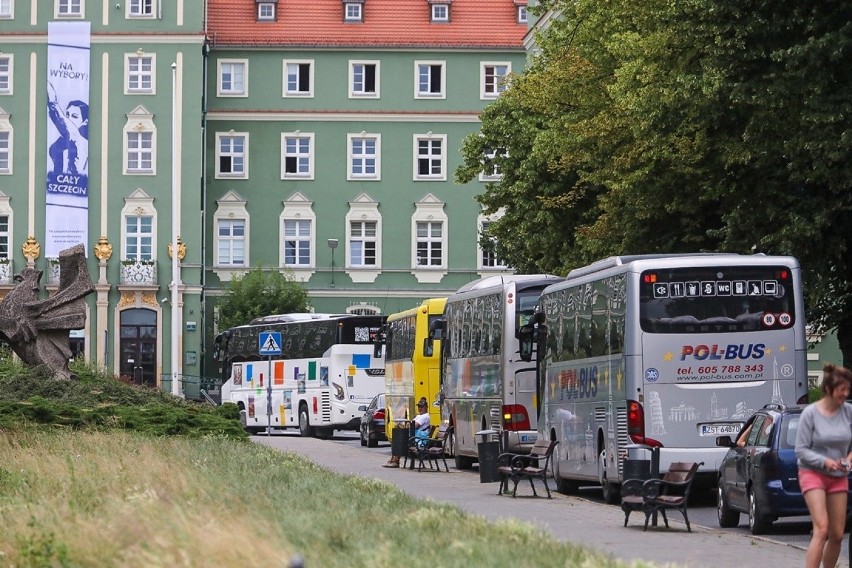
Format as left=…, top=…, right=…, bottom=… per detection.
left=459, top=0, right=852, bottom=363
left=217, top=267, right=310, bottom=330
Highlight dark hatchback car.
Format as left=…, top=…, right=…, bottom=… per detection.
left=716, top=403, right=852, bottom=534
left=359, top=393, right=387, bottom=448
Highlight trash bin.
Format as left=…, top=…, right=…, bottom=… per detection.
left=623, top=444, right=652, bottom=481
left=476, top=429, right=500, bottom=483
left=391, top=422, right=410, bottom=458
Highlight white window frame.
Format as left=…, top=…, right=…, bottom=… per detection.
left=477, top=212, right=509, bottom=272
left=215, top=132, right=248, bottom=179
left=413, top=133, right=447, bottom=181
left=518, top=6, right=527, bottom=24
left=431, top=3, right=449, bottom=22
left=282, top=59, right=314, bottom=98
left=257, top=2, right=276, bottom=20
left=481, top=62, right=511, bottom=99
left=281, top=132, right=315, bottom=180
left=0, top=54, right=12, bottom=95
left=121, top=189, right=157, bottom=263
left=411, top=193, right=448, bottom=283
left=348, top=221, right=378, bottom=268
left=0, top=109, right=11, bottom=174
left=0, top=194, right=12, bottom=261
left=213, top=190, right=250, bottom=279
left=349, top=60, right=380, bottom=98
left=127, top=0, right=155, bottom=18
left=0, top=0, right=14, bottom=19
left=479, top=147, right=504, bottom=182
left=344, top=2, right=362, bottom=21
left=345, top=193, right=382, bottom=283
left=56, top=0, right=83, bottom=17
left=216, top=218, right=247, bottom=268
left=280, top=192, right=316, bottom=279
left=347, top=133, right=381, bottom=180
left=282, top=219, right=312, bottom=267
left=217, top=59, right=248, bottom=97
left=414, top=61, right=446, bottom=99
left=125, top=53, right=155, bottom=95
left=123, top=106, right=156, bottom=175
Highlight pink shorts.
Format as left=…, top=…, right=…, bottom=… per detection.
left=799, top=468, right=849, bottom=495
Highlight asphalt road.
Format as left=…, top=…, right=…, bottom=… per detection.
left=254, top=430, right=852, bottom=567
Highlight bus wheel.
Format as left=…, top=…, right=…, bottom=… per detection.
left=599, top=449, right=620, bottom=504
left=299, top=405, right=315, bottom=437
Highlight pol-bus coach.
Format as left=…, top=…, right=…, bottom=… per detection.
left=520, top=254, right=807, bottom=503
left=214, top=313, right=386, bottom=437
left=440, top=274, right=562, bottom=469
left=377, top=298, right=446, bottom=443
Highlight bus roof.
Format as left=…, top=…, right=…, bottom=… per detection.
left=453, top=274, right=562, bottom=294
left=386, top=297, right=447, bottom=323
left=564, top=253, right=799, bottom=281
left=248, top=313, right=344, bottom=325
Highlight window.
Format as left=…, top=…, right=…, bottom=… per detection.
left=125, top=215, right=153, bottom=261
left=349, top=221, right=377, bottom=267
left=478, top=218, right=508, bottom=270
left=214, top=190, right=250, bottom=276
left=218, top=60, right=247, bottom=97
left=0, top=0, right=12, bottom=19
left=415, top=61, right=445, bottom=98
left=283, top=60, right=313, bottom=97
left=280, top=192, right=316, bottom=273
left=123, top=106, right=156, bottom=175
left=431, top=4, right=449, bottom=22
left=216, top=133, right=248, bottom=178
left=411, top=194, right=447, bottom=281
left=344, top=2, right=362, bottom=21
left=0, top=215, right=8, bottom=260
left=126, top=54, right=155, bottom=94
left=217, top=219, right=246, bottom=266
left=480, top=147, right=504, bottom=181
left=281, top=133, right=314, bottom=179
left=413, top=134, right=447, bottom=180
left=518, top=6, right=527, bottom=23
left=481, top=62, right=510, bottom=99
left=128, top=0, right=154, bottom=17
left=56, top=0, right=82, bottom=17
left=0, top=132, right=9, bottom=173
left=345, top=193, right=382, bottom=281
left=350, top=61, right=379, bottom=98
left=257, top=2, right=275, bottom=20
left=0, top=55, right=12, bottom=94
left=126, top=132, right=153, bottom=173
left=348, top=134, right=381, bottom=180
left=416, top=222, right=443, bottom=267
left=283, top=219, right=311, bottom=266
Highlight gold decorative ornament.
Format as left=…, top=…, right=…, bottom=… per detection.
left=167, top=237, right=187, bottom=261
left=21, top=236, right=40, bottom=261
left=93, top=236, right=113, bottom=261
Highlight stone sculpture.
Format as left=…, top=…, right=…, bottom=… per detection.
left=0, top=244, right=95, bottom=380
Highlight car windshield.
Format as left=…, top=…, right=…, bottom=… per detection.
left=779, top=414, right=799, bottom=449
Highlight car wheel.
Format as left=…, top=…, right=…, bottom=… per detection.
left=717, top=484, right=740, bottom=528
left=360, top=426, right=368, bottom=446
left=748, top=488, right=771, bottom=535
left=367, top=425, right=379, bottom=448
left=298, top=405, right=315, bottom=437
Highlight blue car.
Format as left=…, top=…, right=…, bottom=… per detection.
left=716, top=403, right=852, bottom=534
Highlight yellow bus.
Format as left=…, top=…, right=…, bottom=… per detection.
left=381, top=298, right=446, bottom=441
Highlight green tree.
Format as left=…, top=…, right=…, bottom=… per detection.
left=216, top=267, right=310, bottom=330
left=459, top=0, right=852, bottom=364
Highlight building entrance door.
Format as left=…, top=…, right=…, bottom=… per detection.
left=119, top=308, right=157, bottom=387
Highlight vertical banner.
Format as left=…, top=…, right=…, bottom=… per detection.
left=45, top=22, right=91, bottom=258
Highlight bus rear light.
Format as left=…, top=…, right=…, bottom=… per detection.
left=502, top=404, right=531, bottom=431
left=312, top=397, right=318, bottom=414
left=626, top=400, right=663, bottom=447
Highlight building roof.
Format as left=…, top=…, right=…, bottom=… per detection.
left=206, top=0, right=528, bottom=49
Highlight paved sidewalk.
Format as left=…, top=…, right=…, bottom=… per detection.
left=253, top=435, right=809, bottom=568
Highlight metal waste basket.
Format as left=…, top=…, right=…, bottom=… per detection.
left=391, top=422, right=410, bottom=458
left=476, top=429, right=500, bottom=483
left=623, top=444, right=652, bottom=481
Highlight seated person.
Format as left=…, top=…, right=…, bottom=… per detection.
left=412, top=397, right=432, bottom=447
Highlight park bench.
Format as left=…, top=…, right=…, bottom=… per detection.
left=496, top=439, right=557, bottom=498
left=405, top=425, right=451, bottom=472
left=621, top=461, right=703, bottom=532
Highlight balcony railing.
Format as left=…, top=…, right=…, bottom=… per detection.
left=120, top=259, right=158, bottom=286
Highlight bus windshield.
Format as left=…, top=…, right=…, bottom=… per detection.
left=639, top=265, right=795, bottom=334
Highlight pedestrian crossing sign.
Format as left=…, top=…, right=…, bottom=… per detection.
left=258, top=331, right=282, bottom=356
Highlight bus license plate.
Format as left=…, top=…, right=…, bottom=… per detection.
left=700, top=423, right=742, bottom=436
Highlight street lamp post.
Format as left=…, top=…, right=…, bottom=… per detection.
left=170, top=61, right=183, bottom=398
left=328, top=239, right=338, bottom=288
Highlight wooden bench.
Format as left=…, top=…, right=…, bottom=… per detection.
left=496, top=439, right=557, bottom=498
left=621, top=461, right=703, bottom=532
left=405, top=425, right=451, bottom=472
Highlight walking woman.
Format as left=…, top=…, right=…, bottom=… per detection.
left=795, top=363, right=852, bottom=568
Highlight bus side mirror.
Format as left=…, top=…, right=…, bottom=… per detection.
left=426, top=318, right=445, bottom=357
left=518, top=325, right=534, bottom=362
left=373, top=326, right=386, bottom=359
left=423, top=337, right=433, bottom=357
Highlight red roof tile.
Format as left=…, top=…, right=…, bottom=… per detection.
left=206, top=0, right=527, bottom=49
